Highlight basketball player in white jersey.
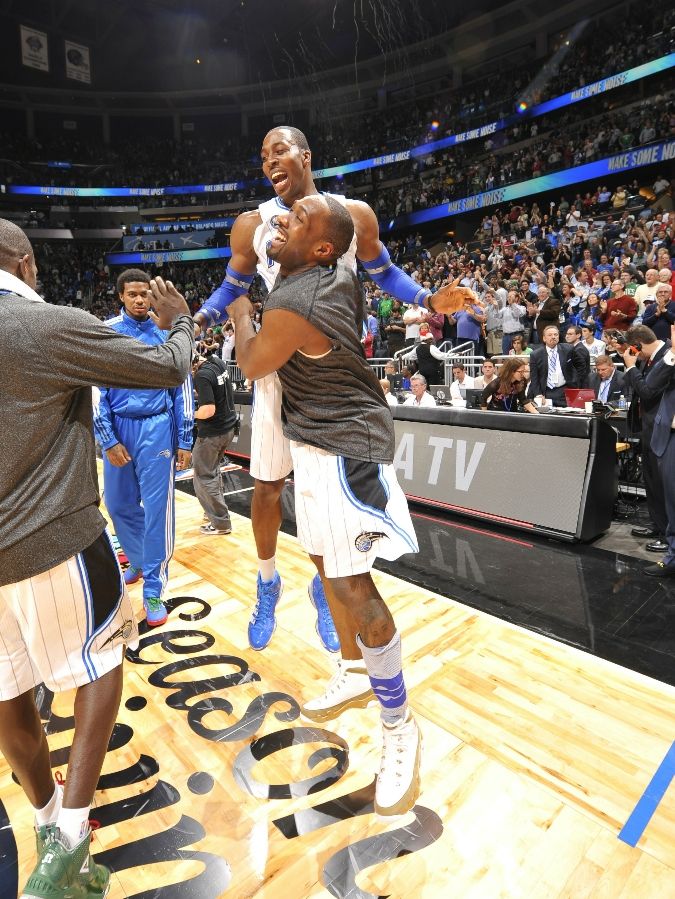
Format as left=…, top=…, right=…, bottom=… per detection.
left=195, top=126, right=466, bottom=720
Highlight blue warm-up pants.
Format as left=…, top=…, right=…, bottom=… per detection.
left=103, top=411, right=175, bottom=602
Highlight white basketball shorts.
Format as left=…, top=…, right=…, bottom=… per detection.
left=290, top=442, right=419, bottom=578
left=249, top=372, right=293, bottom=482
left=0, top=529, right=139, bottom=701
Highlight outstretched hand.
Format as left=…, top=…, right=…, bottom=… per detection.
left=149, top=277, right=190, bottom=330
left=428, top=277, right=478, bottom=315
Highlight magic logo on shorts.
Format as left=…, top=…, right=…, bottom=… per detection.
left=354, top=531, right=387, bottom=552
left=101, top=619, right=135, bottom=647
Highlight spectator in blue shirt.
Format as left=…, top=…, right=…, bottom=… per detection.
left=451, top=300, right=486, bottom=355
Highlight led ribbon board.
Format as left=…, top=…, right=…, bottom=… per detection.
left=382, top=138, right=675, bottom=231
left=104, top=246, right=232, bottom=265
left=129, top=218, right=236, bottom=234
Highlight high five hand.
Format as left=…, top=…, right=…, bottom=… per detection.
left=149, top=277, right=190, bottom=330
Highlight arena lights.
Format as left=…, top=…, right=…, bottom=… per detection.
left=5, top=53, right=674, bottom=198
left=514, top=19, right=589, bottom=117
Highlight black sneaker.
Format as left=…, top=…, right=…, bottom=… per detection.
left=644, top=561, right=675, bottom=577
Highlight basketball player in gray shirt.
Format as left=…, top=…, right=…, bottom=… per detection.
left=0, top=218, right=194, bottom=897
left=228, top=194, right=421, bottom=817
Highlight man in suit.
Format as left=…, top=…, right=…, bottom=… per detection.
left=565, top=325, right=591, bottom=387
left=621, top=324, right=671, bottom=553
left=589, top=355, right=626, bottom=403
left=529, top=324, right=587, bottom=407
left=528, top=285, right=561, bottom=343
left=644, top=323, right=675, bottom=577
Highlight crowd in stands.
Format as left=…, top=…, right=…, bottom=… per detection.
left=181, top=192, right=674, bottom=402
left=0, top=1, right=671, bottom=203
left=354, top=94, right=675, bottom=221
left=31, top=180, right=674, bottom=353
left=8, top=84, right=673, bottom=237
left=6, top=83, right=673, bottom=233
left=358, top=194, right=674, bottom=376
left=313, top=1, right=674, bottom=165
left=32, top=243, right=110, bottom=309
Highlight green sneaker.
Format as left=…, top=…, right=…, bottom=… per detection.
left=34, top=824, right=56, bottom=859
left=20, top=828, right=110, bottom=899
left=143, top=596, right=167, bottom=627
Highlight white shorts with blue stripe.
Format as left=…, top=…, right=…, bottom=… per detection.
left=290, top=442, right=418, bottom=578
left=0, top=529, right=139, bottom=700
left=250, top=373, right=293, bottom=483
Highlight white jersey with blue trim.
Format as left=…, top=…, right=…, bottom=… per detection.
left=252, top=194, right=358, bottom=291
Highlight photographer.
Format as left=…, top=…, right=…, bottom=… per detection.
left=646, top=323, right=675, bottom=577
left=621, top=325, right=672, bottom=555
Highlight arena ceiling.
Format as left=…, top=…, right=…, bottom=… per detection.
left=2, top=0, right=510, bottom=92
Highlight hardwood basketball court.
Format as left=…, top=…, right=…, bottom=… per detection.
left=1, top=475, right=673, bottom=898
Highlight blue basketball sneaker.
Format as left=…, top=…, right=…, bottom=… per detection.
left=124, top=566, right=142, bottom=586
left=143, top=596, right=167, bottom=627
left=248, top=572, right=283, bottom=650
left=308, top=574, right=340, bottom=653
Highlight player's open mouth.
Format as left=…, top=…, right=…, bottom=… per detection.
left=270, top=171, right=289, bottom=190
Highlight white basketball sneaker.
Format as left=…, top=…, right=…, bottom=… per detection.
left=374, top=710, right=422, bottom=816
left=301, top=658, right=374, bottom=722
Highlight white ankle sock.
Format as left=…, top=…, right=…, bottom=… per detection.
left=56, top=806, right=90, bottom=848
left=258, top=557, right=276, bottom=583
left=34, top=782, right=64, bottom=827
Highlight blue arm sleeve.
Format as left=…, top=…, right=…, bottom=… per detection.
left=361, top=245, right=431, bottom=306
left=172, top=374, right=195, bottom=451
left=92, top=387, right=119, bottom=451
left=196, top=265, right=254, bottom=328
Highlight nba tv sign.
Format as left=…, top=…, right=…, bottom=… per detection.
left=20, top=25, right=49, bottom=72
left=65, top=40, right=91, bottom=83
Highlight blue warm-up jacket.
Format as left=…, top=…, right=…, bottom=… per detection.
left=93, top=310, right=194, bottom=451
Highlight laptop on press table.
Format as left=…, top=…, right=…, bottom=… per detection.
left=564, top=388, right=595, bottom=409
left=429, top=384, right=451, bottom=404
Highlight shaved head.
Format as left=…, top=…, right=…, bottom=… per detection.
left=0, top=218, right=32, bottom=270
left=322, top=196, right=354, bottom=262
left=265, top=125, right=309, bottom=151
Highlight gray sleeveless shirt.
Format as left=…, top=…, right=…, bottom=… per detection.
left=265, top=263, right=394, bottom=463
